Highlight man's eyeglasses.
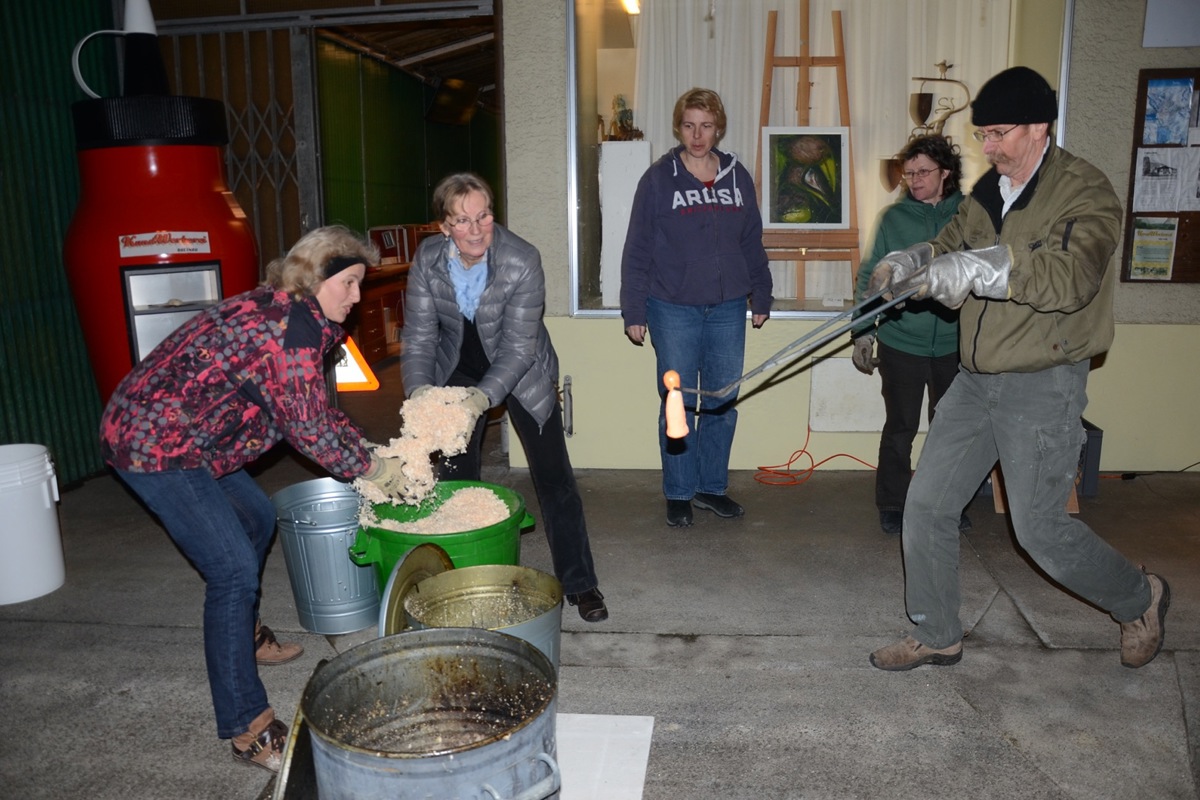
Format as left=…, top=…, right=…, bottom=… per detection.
left=903, top=167, right=941, bottom=181
left=448, top=211, right=495, bottom=232
left=972, top=125, right=1020, bottom=143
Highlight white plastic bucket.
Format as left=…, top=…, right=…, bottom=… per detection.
left=0, top=444, right=65, bottom=604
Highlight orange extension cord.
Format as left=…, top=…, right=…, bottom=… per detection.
left=754, top=426, right=877, bottom=486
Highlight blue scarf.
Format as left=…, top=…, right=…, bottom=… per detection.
left=447, top=243, right=488, bottom=321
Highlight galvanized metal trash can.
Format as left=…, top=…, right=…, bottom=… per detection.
left=273, top=478, right=379, bottom=635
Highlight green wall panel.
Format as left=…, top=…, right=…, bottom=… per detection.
left=317, top=40, right=367, bottom=232
left=317, top=37, right=501, bottom=232
left=1, top=0, right=115, bottom=483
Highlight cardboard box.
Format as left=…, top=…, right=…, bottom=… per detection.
left=974, top=417, right=1103, bottom=498
left=1078, top=418, right=1103, bottom=497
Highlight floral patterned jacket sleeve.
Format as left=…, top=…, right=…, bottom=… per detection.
left=100, top=286, right=372, bottom=479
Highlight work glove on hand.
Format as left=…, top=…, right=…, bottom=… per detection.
left=462, top=386, right=490, bottom=419
left=867, top=243, right=935, bottom=300
left=851, top=334, right=879, bottom=375
left=892, top=245, right=1012, bottom=310
left=361, top=454, right=409, bottom=501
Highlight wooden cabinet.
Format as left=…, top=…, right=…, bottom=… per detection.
left=351, top=264, right=408, bottom=366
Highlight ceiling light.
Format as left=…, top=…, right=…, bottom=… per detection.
left=622, top=0, right=640, bottom=15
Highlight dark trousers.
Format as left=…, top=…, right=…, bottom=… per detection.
left=441, top=375, right=599, bottom=596
left=874, top=340, right=960, bottom=511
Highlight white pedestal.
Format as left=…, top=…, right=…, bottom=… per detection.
left=599, top=141, right=652, bottom=308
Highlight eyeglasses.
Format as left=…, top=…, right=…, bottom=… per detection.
left=972, top=125, right=1020, bottom=143
left=447, top=211, right=494, bottom=232
left=902, top=167, right=941, bottom=181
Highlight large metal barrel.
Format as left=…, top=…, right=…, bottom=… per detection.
left=301, top=627, right=560, bottom=800
left=398, top=562, right=563, bottom=672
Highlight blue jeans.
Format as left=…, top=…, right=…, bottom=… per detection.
left=646, top=296, right=747, bottom=500
left=901, top=362, right=1150, bottom=648
left=115, top=467, right=277, bottom=739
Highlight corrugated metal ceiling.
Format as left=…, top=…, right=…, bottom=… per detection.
left=144, top=1, right=499, bottom=111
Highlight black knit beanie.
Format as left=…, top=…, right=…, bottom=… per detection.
left=971, top=66, right=1058, bottom=126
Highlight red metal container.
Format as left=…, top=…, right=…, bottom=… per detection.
left=63, top=96, right=258, bottom=403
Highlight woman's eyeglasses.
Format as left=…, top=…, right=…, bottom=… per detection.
left=448, top=211, right=495, bottom=232
left=903, top=167, right=941, bottom=181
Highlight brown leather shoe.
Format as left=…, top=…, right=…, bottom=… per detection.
left=255, top=622, right=303, bottom=666
left=567, top=588, right=608, bottom=622
left=870, top=635, right=962, bottom=671
left=1120, top=571, right=1170, bottom=668
left=232, top=711, right=287, bottom=773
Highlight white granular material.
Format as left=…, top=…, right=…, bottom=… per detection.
left=352, top=386, right=481, bottom=506
left=366, top=486, right=510, bottom=534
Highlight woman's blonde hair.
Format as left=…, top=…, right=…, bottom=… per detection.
left=264, top=225, right=379, bottom=299
left=671, top=87, right=727, bottom=145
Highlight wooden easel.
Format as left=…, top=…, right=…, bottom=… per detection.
left=754, top=2, right=860, bottom=300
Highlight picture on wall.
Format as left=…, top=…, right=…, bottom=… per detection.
left=761, top=127, right=850, bottom=230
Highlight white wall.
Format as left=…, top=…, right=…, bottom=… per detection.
left=504, top=0, right=1200, bottom=473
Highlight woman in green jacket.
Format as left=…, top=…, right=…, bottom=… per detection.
left=851, top=135, right=966, bottom=535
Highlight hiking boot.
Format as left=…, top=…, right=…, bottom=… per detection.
left=232, top=709, right=287, bottom=773
left=255, top=622, right=303, bottom=666
left=666, top=499, right=693, bottom=527
left=1120, top=571, right=1170, bottom=668
left=869, top=635, right=962, bottom=671
left=692, top=492, right=744, bottom=518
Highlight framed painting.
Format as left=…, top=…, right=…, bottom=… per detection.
left=761, top=126, right=850, bottom=229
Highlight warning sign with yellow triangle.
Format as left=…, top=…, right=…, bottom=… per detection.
left=334, top=336, right=380, bottom=391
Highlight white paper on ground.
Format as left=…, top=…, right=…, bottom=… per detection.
left=556, top=713, right=655, bottom=800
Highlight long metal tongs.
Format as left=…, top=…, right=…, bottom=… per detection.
left=669, top=286, right=916, bottom=399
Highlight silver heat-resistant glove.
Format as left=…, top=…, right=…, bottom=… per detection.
left=851, top=334, right=878, bottom=375
left=361, top=454, right=409, bottom=501
left=462, top=386, right=490, bottom=419
left=892, top=245, right=1012, bottom=309
left=867, top=243, right=934, bottom=300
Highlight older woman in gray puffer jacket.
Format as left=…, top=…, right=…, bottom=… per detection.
left=401, top=172, right=607, bottom=622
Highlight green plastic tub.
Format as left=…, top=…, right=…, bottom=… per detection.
left=349, top=480, right=533, bottom=588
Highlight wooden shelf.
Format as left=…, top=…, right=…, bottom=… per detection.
left=351, top=264, right=409, bottom=366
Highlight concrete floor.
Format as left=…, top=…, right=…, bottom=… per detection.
left=1, top=359, right=1197, bottom=799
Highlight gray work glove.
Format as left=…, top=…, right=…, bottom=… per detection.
left=360, top=454, right=408, bottom=501
left=851, top=334, right=879, bottom=375
left=462, top=386, right=490, bottom=419
left=867, top=243, right=935, bottom=300
left=892, top=245, right=1012, bottom=309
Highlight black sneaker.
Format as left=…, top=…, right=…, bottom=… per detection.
left=666, top=499, right=693, bottom=527
left=692, top=492, right=744, bottom=518
left=879, top=509, right=903, bottom=535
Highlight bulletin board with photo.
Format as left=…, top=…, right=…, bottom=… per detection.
left=1120, top=68, right=1200, bottom=282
